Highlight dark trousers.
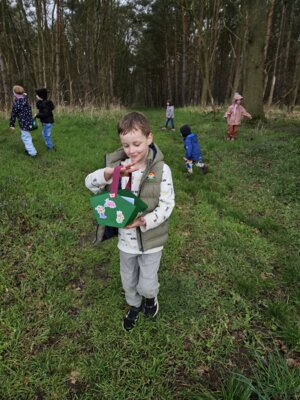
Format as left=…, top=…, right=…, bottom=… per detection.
left=165, top=118, right=174, bottom=129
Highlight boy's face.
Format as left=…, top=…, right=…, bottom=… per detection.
left=120, top=128, right=153, bottom=168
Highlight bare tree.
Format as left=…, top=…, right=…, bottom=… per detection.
left=0, top=0, right=299, bottom=111
left=243, top=0, right=267, bottom=119
left=263, top=0, right=275, bottom=98
left=55, top=0, right=62, bottom=105
left=0, top=51, right=9, bottom=109
left=290, top=47, right=300, bottom=111
left=266, top=0, right=285, bottom=107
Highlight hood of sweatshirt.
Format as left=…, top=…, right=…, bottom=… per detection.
left=233, top=92, right=243, bottom=102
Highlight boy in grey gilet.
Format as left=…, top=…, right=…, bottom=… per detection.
left=85, top=112, right=175, bottom=331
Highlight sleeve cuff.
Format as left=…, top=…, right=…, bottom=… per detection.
left=140, top=214, right=155, bottom=232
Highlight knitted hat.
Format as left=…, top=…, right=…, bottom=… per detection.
left=36, top=88, right=48, bottom=100
left=180, top=124, right=191, bottom=137
left=13, top=85, right=25, bottom=95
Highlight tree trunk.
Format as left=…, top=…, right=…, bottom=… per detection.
left=267, top=0, right=285, bottom=107
left=181, top=8, right=188, bottom=106
left=197, top=0, right=219, bottom=107
left=264, top=0, right=275, bottom=61
left=290, top=49, right=300, bottom=111
left=261, top=0, right=269, bottom=101
left=0, top=52, right=9, bottom=110
left=200, top=40, right=212, bottom=107
left=279, top=2, right=295, bottom=108
left=9, top=0, right=37, bottom=88
left=243, top=0, right=267, bottom=119
left=41, top=0, right=48, bottom=87
left=164, top=16, right=172, bottom=101
left=35, top=0, right=43, bottom=85
left=193, top=66, right=200, bottom=105
left=225, top=35, right=236, bottom=102
left=174, top=11, right=179, bottom=106
left=55, top=0, right=62, bottom=105
left=228, top=25, right=244, bottom=101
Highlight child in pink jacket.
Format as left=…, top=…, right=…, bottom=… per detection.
left=224, top=93, right=252, bottom=141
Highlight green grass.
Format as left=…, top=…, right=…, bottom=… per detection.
left=0, top=108, right=299, bottom=399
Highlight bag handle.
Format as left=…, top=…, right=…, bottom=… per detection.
left=110, top=166, right=133, bottom=197
left=110, top=166, right=122, bottom=198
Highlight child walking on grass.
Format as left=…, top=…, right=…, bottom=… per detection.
left=224, top=92, right=252, bottom=141
left=162, top=100, right=175, bottom=131
left=180, top=124, right=208, bottom=174
left=85, top=112, right=175, bottom=332
left=9, top=85, right=37, bottom=157
left=35, top=88, right=56, bottom=150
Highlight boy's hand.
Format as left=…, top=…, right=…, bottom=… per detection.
left=125, top=216, right=146, bottom=229
left=104, top=162, right=138, bottom=181
left=120, top=162, right=138, bottom=176
left=10, top=127, right=15, bottom=130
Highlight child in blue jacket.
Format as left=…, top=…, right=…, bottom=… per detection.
left=180, top=124, right=208, bottom=174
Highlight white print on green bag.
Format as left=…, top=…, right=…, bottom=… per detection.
left=116, top=211, right=125, bottom=224
left=104, top=198, right=116, bottom=208
left=95, top=205, right=107, bottom=219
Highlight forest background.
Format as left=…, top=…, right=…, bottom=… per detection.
left=0, top=0, right=299, bottom=117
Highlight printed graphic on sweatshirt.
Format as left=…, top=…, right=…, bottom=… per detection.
left=147, top=171, right=156, bottom=180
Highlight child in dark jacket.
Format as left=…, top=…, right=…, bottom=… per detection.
left=35, top=88, right=55, bottom=150
left=9, top=85, right=37, bottom=157
left=180, top=124, right=208, bottom=174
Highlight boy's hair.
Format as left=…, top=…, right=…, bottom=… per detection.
left=36, top=88, right=48, bottom=100
left=117, top=112, right=151, bottom=137
left=180, top=124, right=191, bottom=138
left=13, top=85, right=24, bottom=95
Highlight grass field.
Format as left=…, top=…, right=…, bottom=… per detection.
left=0, top=108, right=299, bottom=399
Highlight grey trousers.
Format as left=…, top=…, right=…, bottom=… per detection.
left=120, top=250, right=162, bottom=308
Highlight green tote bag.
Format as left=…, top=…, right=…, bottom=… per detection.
left=30, top=117, right=38, bottom=131
left=90, top=166, right=148, bottom=228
